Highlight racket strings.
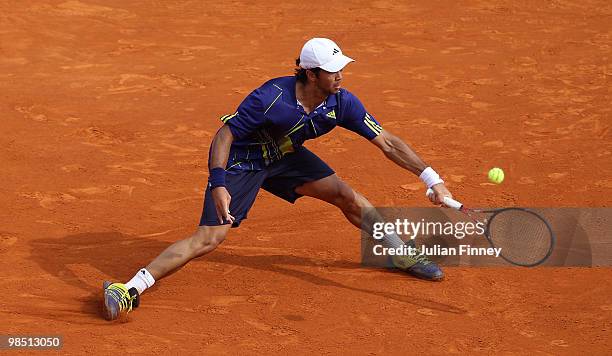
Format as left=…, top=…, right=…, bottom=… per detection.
left=487, top=209, right=553, bottom=266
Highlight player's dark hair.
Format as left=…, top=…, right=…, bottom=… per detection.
left=295, top=57, right=321, bottom=84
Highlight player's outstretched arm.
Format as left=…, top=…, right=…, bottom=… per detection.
left=208, top=124, right=235, bottom=224
left=370, top=129, right=452, bottom=204
left=370, top=130, right=427, bottom=175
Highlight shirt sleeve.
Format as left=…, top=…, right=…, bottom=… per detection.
left=222, top=88, right=266, bottom=140
left=337, top=90, right=383, bottom=140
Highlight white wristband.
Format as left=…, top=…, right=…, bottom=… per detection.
left=419, top=167, right=444, bottom=188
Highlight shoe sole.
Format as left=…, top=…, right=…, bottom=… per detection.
left=412, top=272, right=445, bottom=282
left=102, top=280, right=121, bottom=321
left=430, top=274, right=445, bottom=282
left=390, top=255, right=444, bottom=281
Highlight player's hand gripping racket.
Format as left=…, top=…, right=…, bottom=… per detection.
left=426, top=189, right=555, bottom=267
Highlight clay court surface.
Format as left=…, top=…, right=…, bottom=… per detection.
left=1, top=0, right=611, bottom=354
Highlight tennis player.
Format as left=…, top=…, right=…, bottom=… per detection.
left=103, top=38, right=453, bottom=321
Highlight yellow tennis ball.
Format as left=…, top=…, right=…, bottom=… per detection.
left=488, top=167, right=505, bottom=184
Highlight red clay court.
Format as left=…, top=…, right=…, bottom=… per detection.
left=1, top=1, right=610, bottom=354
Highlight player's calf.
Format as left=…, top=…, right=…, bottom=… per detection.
left=146, top=225, right=230, bottom=279
left=102, top=225, right=230, bottom=321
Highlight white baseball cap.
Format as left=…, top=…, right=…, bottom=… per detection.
left=299, top=38, right=354, bottom=72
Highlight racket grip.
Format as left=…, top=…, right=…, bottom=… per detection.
left=426, top=188, right=464, bottom=210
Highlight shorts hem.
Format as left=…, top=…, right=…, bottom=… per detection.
left=199, top=216, right=246, bottom=228
left=285, top=170, right=335, bottom=203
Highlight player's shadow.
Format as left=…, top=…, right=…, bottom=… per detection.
left=30, top=231, right=466, bottom=319
left=30, top=231, right=165, bottom=320
left=205, top=252, right=466, bottom=314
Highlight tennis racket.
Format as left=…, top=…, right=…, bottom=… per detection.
left=426, top=189, right=555, bottom=267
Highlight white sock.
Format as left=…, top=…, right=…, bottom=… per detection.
left=383, top=232, right=406, bottom=249
left=125, top=268, right=155, bottom=295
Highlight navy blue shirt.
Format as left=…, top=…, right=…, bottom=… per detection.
left=221, top=76, right=383, bottom=172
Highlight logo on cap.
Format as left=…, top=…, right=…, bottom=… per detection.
left=299, top=38, right=354, bottom=72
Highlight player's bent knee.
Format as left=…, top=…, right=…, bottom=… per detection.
left=190, top=225, right=228, bottom=255
left=335, top=182, right=358, bottom=209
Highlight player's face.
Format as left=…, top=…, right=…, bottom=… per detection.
left=315, top=69, right=343, bottom=94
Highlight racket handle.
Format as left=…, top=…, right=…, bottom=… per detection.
left=426, top=188, right=463, bottom=210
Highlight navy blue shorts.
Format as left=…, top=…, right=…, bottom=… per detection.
left=199, top=147, right=334, bottom=227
